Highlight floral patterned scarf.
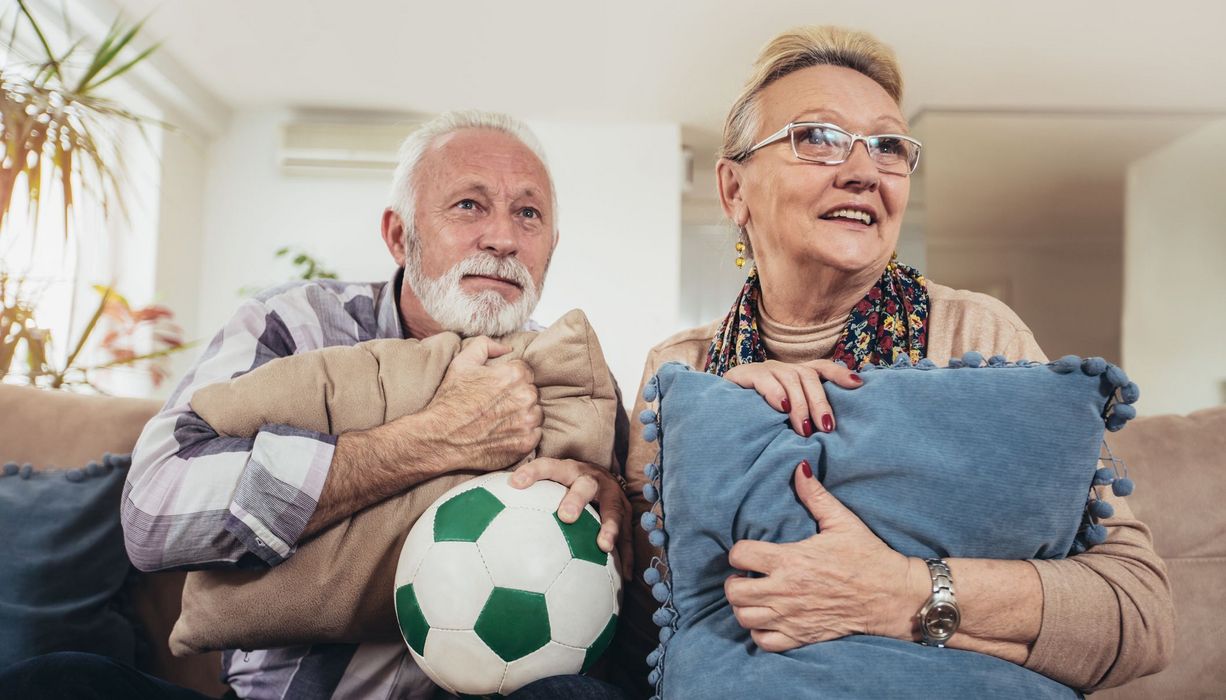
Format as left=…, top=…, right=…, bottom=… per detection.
left=704, top=260, right=931, bottom=376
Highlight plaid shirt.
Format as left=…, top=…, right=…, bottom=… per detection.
left=123, top=270, right=436, bottom=699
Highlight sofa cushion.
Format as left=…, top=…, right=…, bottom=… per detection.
left=1094, top=406, right=1226, bottom=700
left=169, top=309, right=620, bottom=655
left=0, top=455, right=137, bottom=671
left=0, top=385, right=158, bottom=469
left=638, top=355, right=1138, bottom=699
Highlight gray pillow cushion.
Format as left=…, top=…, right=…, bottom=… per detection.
left=0, top=454, right=136, bottom=671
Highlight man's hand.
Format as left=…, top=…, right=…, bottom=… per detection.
left=723, top=461, right=922, bottom=652
left=510, top=458, right=633, bottom=580
left=304, top=336, right=542, bottom=538
left=415, top=336, right=544, bottom=473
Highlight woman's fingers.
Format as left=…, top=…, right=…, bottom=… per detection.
left=750, top=628, right=801, bottom=653
left=772, top=369, right=812, bottom=436
left=796, top=368, right=832, bottom=433
left=723, top=360, right=865, bottom=434
left=806, top=359, right=864, bottom=390
left=723, top=365, right=789, bottom=413
left=731, top=604, right=778, bottom=630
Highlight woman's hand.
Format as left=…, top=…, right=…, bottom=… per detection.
left=724, top=462, right=926, bottom=651
left=510, top=457, right=634, bottom=580
left=722, top=360, right=863, bottom=436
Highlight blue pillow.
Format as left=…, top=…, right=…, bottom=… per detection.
left=0, top=454, right=137, bottom=671
left=637, top=354, right=1139, bottom=699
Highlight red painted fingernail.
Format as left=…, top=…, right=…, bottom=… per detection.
left=821, top=414, right=834, bottom=432
left=801, top=418, right=813, bottom=437
left=850, top=373, right=863, bottom=383
left=800, top=460, right=813, bottom=478
left=781, top=397, right=791, bottom=412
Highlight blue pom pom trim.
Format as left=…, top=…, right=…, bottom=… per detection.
left=641, top=370, right=677, bottom=698
left=640, top=511, right=658, bottom=531
left=642, top=423, right=659, bottom=443
left=1073, top=438, right=1137, bottom=554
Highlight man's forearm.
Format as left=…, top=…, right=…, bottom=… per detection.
left=302, top=413, right=447, bottom=539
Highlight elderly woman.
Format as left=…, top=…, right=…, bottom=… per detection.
left=619, top=26, right=1172, bottom=696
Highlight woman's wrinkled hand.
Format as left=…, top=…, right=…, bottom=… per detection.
left=724, top=462, right=925, bottom=651
left=722, top=359, right=863, bottom=436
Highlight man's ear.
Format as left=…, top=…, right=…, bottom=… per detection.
left=381, top=209, right=408, bottom=267
left=716, top=158, right=749, bottom=227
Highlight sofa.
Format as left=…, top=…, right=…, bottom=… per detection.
left=1, top=381, right=1221, bottom=698
left=0, top=383, right=227, bottom=697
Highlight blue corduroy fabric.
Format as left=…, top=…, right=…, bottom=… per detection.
left=0, top=455, right=136, bottom=672
left=641, top=358, right=1138, bottom=699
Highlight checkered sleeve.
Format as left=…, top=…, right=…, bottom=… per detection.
left=121, top=297, right=337, bottom=571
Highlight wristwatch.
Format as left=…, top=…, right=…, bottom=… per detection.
left=917, top=558, right=960, bottom=647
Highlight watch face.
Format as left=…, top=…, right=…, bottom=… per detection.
left=924, top=602, right=961, bottom=639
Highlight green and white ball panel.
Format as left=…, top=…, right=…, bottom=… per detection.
left=477, top=508, right=572, bottom=591
left=474, top=587, right=551, bottom=662
left=501, top=642, right=586, bottom=691
left=394, top=502, right=437, bottom=583
left=412, top=542, right=493, bottom=629
left=546, top=559, right=617, bottom=648
left=422, top=628, right=509, bottom=696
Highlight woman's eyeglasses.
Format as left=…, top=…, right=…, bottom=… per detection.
left=742, top=122, right=922, bottom=175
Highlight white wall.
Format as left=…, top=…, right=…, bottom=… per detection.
left=530, top=121, right=683, bottom=400
left=186, top=111, right=682, bottom=401
left=1124, top=119, right=1226, bottom=416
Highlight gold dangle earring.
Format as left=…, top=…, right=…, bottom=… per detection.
left=735, top=227, right=747, bottom=269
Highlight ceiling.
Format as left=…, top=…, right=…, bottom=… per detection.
left=98, top=0, right=1226, bottom=141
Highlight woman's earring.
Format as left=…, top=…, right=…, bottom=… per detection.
left=735, top=240, right=746, bottom=269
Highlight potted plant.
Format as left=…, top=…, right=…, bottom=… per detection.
left=1, top=1, right=187, bottom=392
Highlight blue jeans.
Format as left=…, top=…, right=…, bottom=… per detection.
left=0, top=652, right=626, bottom=700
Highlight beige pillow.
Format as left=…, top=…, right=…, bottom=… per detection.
left=169, top=309, right=618, bottom=656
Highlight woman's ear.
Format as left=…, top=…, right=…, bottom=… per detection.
left=716, top=158, right=749, bottom=227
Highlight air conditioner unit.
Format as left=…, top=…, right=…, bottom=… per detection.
left=279, top=118, right=427, bottom=176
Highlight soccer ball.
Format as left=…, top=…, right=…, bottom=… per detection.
left=394, top=471, right=622, bottom=698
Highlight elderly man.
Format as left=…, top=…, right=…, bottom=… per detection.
left=0, top=112, right=629, bottom=700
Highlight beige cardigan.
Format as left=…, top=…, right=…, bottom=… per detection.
left=619, top=281, right=1174, bottom=692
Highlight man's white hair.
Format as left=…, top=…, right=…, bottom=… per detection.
left=387, top=110, right=557, bottom=235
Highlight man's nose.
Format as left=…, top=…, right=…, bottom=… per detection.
left=478, top=210, right=520, bottom=256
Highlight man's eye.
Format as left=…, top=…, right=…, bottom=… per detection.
left=520, top=207, right=540, bottom=219
left=456, top=199, right=478, bottom=210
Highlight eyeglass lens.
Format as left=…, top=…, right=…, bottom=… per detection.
left=790, top=125, right=918, bottom=174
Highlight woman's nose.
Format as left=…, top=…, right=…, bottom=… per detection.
left=833, top=140, right=879, bottom=192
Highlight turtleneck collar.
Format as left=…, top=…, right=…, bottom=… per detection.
left=757, top=299, right=848, bottom=364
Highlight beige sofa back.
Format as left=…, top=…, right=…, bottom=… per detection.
left=1096, top=405, right=1226, bottom=700
left=0, top=384, right=228, bottom=697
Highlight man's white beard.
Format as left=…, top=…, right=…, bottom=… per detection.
left=404, top=243, right=541, bottom=338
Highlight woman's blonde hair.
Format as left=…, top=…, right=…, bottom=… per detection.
left=721, top=26, right=904, bottom=162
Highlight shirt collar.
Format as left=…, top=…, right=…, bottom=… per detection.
left=376, top=267, right=408, bottom=339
